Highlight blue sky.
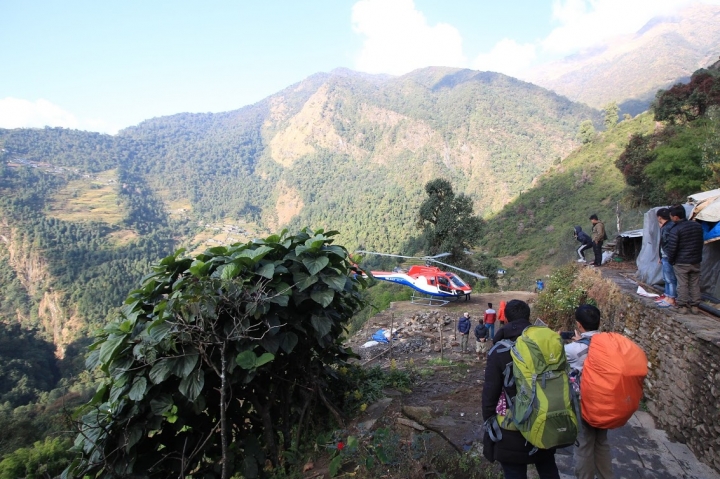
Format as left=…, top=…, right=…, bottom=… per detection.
left=0, top=0, right=715, bottom=133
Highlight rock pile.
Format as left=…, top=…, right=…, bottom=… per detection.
left=350, top=310, right=463, bottom=361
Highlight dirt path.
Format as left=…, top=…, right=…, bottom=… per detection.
left=345, top=292, right=536, bottom=453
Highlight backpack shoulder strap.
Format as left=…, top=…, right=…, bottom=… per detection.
left=489, top=339, right=514, bottom=355
left=576, top=337, right=591, bottom=357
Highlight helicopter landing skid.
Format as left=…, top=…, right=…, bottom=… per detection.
left=411, top=292, right=450, bottom=307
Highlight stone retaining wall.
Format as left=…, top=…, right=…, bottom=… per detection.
left=584, top=268, right=720, bottom=472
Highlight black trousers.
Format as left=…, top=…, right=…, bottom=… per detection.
left=592, top=241, right=603, bottom=266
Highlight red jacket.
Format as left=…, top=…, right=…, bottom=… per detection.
left=484, top=309, right=496, bottom=324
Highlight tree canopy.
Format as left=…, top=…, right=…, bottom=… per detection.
left=416, top=179, right=484, bottom=266
left=615, top=68, right=720, bottom=205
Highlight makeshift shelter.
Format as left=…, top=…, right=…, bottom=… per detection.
left=689, top=189, right=720, bottom=299
left=615, top=229, right=643, bottom=260
left=636, top=189, right=720, bottom=299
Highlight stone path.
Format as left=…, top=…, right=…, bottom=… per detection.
left=554, top=411, right=719, bottom=479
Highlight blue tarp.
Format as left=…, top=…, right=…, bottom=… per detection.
left=372, top=330, right=389, bottom=343
left=701, top=221, right=720, bottom=242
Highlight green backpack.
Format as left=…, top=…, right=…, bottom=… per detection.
left=487, top=326, right=579, bottom=450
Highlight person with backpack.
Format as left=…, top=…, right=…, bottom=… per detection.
left=458, top=312, right=471, bottom=353
left=564, top=305, right=612, bottom=479
left=565, top=304, right=647, bottom=479
left=482, top=300, right=564, bottom=479
left=474, top=320, right=489, bottom=361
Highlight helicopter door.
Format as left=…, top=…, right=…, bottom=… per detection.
left=437, top=276, right=451, bottom=293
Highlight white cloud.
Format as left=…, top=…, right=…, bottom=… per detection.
left=542, top=0, right=710, bottom=54
left=0, top=97, right=118, bottom=134
left=352, top=0, right=466, bottom=75
left=472, top=39, right=537, bottom=77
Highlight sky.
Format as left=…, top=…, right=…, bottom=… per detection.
left=0, top=0, right=716, bottom=134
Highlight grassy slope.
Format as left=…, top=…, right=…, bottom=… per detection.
left=481, top=112, right=656, bottom=283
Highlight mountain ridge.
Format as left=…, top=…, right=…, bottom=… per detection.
left=526, top=2, right=720, bottom=113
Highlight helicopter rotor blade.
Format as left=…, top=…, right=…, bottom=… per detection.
left=355, top=251, right=419, bottom=260
left=429, top=259, right=488, bottom=279
left=356, top=251, right=452, bottom=261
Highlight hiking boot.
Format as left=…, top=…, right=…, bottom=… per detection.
left=676, top=306, right=688, bottom=314
left=577, top=259, right=586, bottom=263
left=690, top=306, right=699, bottom=315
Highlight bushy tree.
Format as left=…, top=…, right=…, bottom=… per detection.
left=577, top=120, right=596, bottom=144
left=0, top=437, right=73, bottom=479
left=416, top=179, right=484, bottom=266
left=654, top=70, right=720, bottom=124
left=66, top=228, right=366, bottom=479
left=603, top=102, right=619, bottom=130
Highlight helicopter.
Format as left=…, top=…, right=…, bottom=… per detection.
left=356, top=251, right=487, bottom=306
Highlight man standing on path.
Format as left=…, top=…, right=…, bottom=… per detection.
left=565, top=305, right=612, bottom=479
left=484, top=303, right=497, bottom=340
left=666, top=205, right=704, bottom=314
left=589, top=215, right=606, bottom=267
left=656, top=208, right=677, bottom=308
left=458, top=312, right=471, bottom=353
left=474, top=320, right=489, bottom=361
left=482, top=300, right=560, bottom=479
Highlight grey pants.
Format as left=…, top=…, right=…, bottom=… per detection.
left=674, top=263, right=701, bottom=307
left=460, top=333, right=469, bottom=352
left=575, top=419, right=613, bottom=479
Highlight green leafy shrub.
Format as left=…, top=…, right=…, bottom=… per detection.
left=0, top=437, right=73, bottom=479
left=533, top=264, right=587, bottom=330
left=66, top=228, right=367, bottom=479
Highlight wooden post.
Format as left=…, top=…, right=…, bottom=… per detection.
left=389, top=313, right=395, bottom=362
left=439, top=322, right=444, bottom=361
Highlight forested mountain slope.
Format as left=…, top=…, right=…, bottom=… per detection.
left=527, top=3, right=720, bottom=115
left=482, top=112, right=656, bottom=279
left=0, top=67, right=598, bottom=355
left=119, top=67, right=598, bottom=249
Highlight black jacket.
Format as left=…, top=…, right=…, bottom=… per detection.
left=659, top=221, right=677, bottom=260
left=573, top=226, right=592, bottom=246
left=482, top=320, right=556, bottom=464
left=474, top=323, right=489, bottom=341
left=666, top=219, right=704, bottom=265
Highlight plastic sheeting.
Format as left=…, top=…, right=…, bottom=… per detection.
left=689, top=188, right=720, bottom=222
left=636, top=205, right=693, bottom=287
left=701, top=242, right=720, bottom=299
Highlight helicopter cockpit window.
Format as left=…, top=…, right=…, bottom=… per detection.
left=448, top=274, right=467, bottom=287
left=438, top=277, right=449, bottom=285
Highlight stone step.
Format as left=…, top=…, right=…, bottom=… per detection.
left=554, top=411, right=720, bottom=479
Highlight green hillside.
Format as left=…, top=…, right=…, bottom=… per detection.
left=482, top=112, right=655, bottom=282
left=0, top=66, right=600, bottom=352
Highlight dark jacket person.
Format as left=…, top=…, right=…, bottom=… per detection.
left=666, top=205, right=704, bottom=314
left=482, top=300, right=560, bottom=479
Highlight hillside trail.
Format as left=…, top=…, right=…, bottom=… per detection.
left=332, top=292, right=720, bottom=479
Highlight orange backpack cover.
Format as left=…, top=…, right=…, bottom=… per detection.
left=580, top=332, right=648, bottom=429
